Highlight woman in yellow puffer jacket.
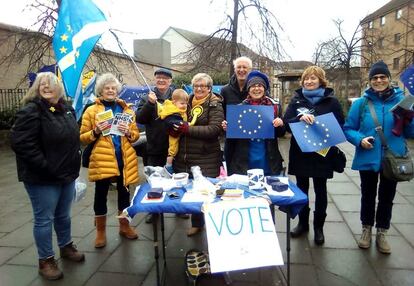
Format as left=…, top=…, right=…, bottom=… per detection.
left=80, top=73, right=139, bottom=248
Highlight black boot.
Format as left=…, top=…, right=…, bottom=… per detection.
left=290, top=207, right=310, bottom=238
left=313, top=212, right=327, bottom=245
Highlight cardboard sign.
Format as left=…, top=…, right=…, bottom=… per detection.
left=204, top=198, right=284, bottom=273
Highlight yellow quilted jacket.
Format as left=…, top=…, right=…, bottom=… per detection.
left=80, top=98, right=139, bottom=186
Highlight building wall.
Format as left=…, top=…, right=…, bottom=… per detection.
left=161, top=29, right=194, bottom=65
left=0, top=23, right=173, bottom=90
left=361, top=1, right=414, bottom=87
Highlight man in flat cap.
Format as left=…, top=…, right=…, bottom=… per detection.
left=136, top=68, right=188, bottom=223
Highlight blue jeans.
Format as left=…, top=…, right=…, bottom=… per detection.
left=24, top=181, right=75, bottom=259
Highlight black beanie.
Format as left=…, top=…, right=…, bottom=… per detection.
left=369, top=61, right=391, bottom=80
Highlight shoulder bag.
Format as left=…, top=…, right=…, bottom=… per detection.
left=367, top=100, right=414, bottom=181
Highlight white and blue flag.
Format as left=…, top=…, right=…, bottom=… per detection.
left=52, top=0, right=108, bottom=118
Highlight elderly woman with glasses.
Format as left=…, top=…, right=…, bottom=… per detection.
left=344, top=61, right=414, bottom=254
left=172, top=73, right=224, bottom=236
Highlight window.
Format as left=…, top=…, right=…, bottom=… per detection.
left=394, top=33, right=401, bottom=44
left=368, top=21, right=373, bottom=29
left=378, top=37, right=384, bottom=48
left=396, top=9, right=402, bottom=20
left=393, top=58, right=400, bottom=70
left=381, top=16, right=386, bottom=26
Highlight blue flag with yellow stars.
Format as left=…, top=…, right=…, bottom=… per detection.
left=400, top=64, right=414, bottom=95
left=226, top=105, right=274, bottom=139
left=289, top=112, right=346, bottom=152
left=52, top=0, right=108, bottom=118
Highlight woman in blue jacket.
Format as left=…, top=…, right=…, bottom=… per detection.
left=344, top=61, right=414, bottom=254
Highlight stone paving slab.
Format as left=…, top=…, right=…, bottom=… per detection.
left=0, top=139, right=413, bottom=286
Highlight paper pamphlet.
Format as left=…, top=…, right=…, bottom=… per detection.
left=110, top=113, right=133, bottom=136
left=96, top=109, right=114, bottom=136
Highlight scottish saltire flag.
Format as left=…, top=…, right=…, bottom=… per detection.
left=289, top=112, right=346, bottom=152
left=52, top=0, right=108, bottom=118
left=400, top=64, right=414, bottom=95
left=226, top=105, right=274, bottom=139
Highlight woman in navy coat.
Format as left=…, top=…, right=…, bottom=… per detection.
left=284, top=66, right=344, bottom=245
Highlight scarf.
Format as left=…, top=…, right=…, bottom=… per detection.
left=192, top=94, right=209, bottom=108
left=368, top=87, right=393, bottom=100
left=244, top=95, right=279, bottom=116
left=302, top=87, right=325, bottom=105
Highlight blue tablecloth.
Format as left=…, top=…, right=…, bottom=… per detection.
left=125, top=179, right=308, bottom=219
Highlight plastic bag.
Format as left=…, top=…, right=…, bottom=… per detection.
left=73, top=167, right=88, bottom=203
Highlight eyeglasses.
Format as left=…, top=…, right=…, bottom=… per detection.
left=193, top=85, right=209, bottom=90
left=371, top=75, right=388, bottom=81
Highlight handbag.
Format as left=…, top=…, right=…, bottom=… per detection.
left=331, top=147, right=346, bottom=173
left=367, top=100, right=414, bottom=182
left=81, top=138, right=97, bottom=168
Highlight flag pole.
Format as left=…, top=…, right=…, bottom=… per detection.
left=109, top=30, right=152, bottom=91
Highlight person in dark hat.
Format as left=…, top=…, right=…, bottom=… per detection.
left=136, top=68, right=189, bottom=223
left=222, top=70, right=285, bottom=177
left=344, top=60, right=414, bottom=254
left=283, top=65, right=345, bottom=246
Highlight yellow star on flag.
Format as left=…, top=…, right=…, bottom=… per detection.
left=59, top=46, right=67, bottom=54
left=60, top=34, right=68, bottom=41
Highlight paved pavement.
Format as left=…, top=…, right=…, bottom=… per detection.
left=0, top=137, right=413, bottom=286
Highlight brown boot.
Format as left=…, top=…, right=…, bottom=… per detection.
left=38, top=257, right=63, bottom=280
left=118, top=211, right=138, bottom=239
left=95, top=215, right=107, bottom=248
left=60, top=242, right=85, bottom=262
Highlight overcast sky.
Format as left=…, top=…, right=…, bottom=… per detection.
left=1, top=0, right=390, bottom=61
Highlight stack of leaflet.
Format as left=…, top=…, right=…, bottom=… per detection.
left=222, top=189, right=243, bottom=198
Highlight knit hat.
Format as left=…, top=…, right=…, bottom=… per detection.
left=246, top=70, right=270, bottom=91
left=369, top=61, right=391, bottom=80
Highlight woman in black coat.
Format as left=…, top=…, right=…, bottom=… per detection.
left=283, top=66, right=344, bottom=245
left=10, top=72, right=84, bottom=280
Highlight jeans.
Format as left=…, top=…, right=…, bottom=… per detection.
left=24, top=181, right=75, bottom=259
left=359, top=170, right=397, bottom=229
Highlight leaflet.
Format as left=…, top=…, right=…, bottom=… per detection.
left=96, top=109, right=114, bottom=136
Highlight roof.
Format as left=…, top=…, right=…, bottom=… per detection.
left=360, top=0, right=413, bottom=24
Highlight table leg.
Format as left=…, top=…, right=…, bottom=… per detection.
left=152, top=213, right=161, bottom=286
left=286, top=208, right=291, bottom=286
left=160, top=213, right=166, bottom=263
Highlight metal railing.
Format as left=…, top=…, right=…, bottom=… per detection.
left=0, top=89, right=26, bottom=112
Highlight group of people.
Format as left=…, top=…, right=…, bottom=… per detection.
left=9, top=57, right=414, bottom=280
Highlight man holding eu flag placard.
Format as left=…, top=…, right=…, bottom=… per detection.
left=284, top=66, right=345, bottom=245
left=223, top=70, right=285, bottom=176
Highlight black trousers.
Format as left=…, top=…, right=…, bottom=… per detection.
left=146, top=154, right=168, bottom=167
left=94, top=175, right=130, bottom=216
left=296, top=176, right=328, bottom=227
left=359, top=170, right=397, bottom=229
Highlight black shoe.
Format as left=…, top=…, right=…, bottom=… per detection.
left=176, top=213, right=189, bottom=219
left=314, top=228, right=325, bottom=245
left=290, top=224, right=309, bottom=238
left=145, top=214, right=153, bottom=224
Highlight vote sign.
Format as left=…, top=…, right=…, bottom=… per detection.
left=204, top=198, right=284, bottom=273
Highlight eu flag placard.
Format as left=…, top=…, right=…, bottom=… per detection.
left=226, top=105, right=274, bottom=139
left=400, top=64, right=414, bottom=95
left=289, top=112, right=346, bottom=152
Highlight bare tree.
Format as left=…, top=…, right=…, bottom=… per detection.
left=313, top=19, right=367, bottom=106
left=0, top=0, right=122, bottom=88
left=178, top=0, right=287, bottom=77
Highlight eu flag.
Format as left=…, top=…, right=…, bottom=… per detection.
left=226, top=105, right=274, bottom=139
left=289, top=112, right=346, bottom=152
left=52, top=0, right=108, bottom=117
left=400, top=64, right=414, bottom=95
